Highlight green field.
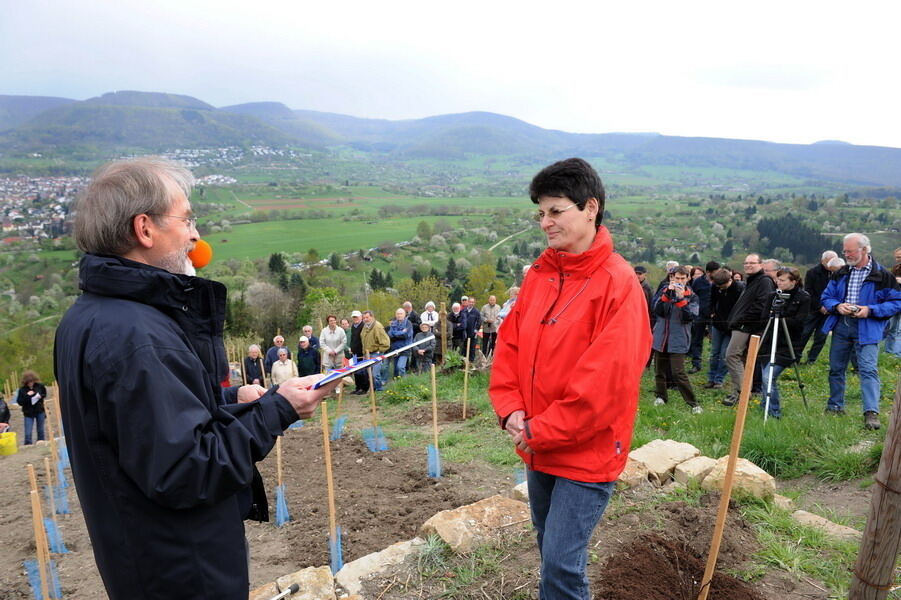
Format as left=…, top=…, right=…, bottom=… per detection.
left=203, top=215, right=468, bottom=261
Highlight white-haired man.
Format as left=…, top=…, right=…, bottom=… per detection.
left=53, top=157, right=339, bottom=599
left=797, top=250, right=838, bottom=363
left=821, top=233, right=901, bottom=429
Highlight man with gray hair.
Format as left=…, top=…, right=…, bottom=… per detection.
left=54, top=157, right=340, bottom=599
left=820, top=233, right=901, bottom=429
left=761, top=258, right=781, bottom=281
left=797, top=250, right=838, bottom=363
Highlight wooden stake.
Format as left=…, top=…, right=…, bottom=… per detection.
left=462, top=338, right=471, bottom=419
left=52, top=382, right=64, bottom=433
left=320, top=403, right=338, bottom=542
left=366, top=352, right=378, bottom=430
left=439, top=302, right=447, bottom=365
left=430, top=364, right=439, bottom=450
left=850, top=370, right=901, bottom=600
left=276, top=436, right=283, bottom=488
left=30, top=489, right=51, bottom=600
left=44, top=457, right=58, bottom=525
left=697, top=335, right=761, bottom=600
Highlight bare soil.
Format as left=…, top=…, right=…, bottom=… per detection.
left=0, top=397, right=841, bottom=600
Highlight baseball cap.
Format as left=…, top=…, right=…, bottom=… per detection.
left=351, top=310, right=362, bottom=318
left=634, top=265, right=647, bottom=274
left=299, top=336, right=309, bottom=343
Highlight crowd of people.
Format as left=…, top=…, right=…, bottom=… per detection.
left=239, top=292, right=520, bottom=393
left=637, top=240, right=901, bottom=428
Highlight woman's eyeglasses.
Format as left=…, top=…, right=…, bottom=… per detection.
left=534, top=203, right=578, bottom=223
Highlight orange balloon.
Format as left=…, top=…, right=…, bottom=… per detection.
left=188, top=239, right=213, bottom=269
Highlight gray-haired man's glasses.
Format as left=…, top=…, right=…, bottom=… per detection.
left=150, top=213, right=197, bottom=229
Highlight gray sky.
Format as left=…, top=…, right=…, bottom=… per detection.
left=3, top=0, right=900, bottom=147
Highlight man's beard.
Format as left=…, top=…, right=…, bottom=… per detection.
left=158, top=247, right=193, bottom=275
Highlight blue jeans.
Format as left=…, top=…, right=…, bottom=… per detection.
left=24, top=412, right=46, bottom=445
left=392, top=355, right=408, bottom=378
left=885, top=313, right=901, bottom=357
left=707, top=328, right=730, bottom=384
left=760, top=363, right=786, bottom=417
left=828, top=317, right=880, bottom=414
left=527, top=469, right=615, bottom=600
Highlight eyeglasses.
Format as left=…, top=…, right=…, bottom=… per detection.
left=743, top=261, right=760, bottom=265
left=150, top=213, right=197, bottom=229
left=534, top=203, right=578, bottom=222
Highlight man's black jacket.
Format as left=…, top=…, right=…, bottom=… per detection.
left=727, top=271, right=776, bottom=334
left=54, top=254, right=300, bottom=600
left=803, top=262, right=831, bottom=312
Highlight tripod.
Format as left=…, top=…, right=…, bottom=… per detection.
left=759, top=305, right=808, bottom=423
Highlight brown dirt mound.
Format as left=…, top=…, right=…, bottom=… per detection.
left=594, top=533, right=765, bottom=600
left=406, top=402, right=480, bottom=425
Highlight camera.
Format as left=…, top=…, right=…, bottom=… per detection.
left=771, top=290, right=790, bottom=312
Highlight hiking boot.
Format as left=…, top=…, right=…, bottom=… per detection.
left=721, top=395, right=737, bottom=407
left=702, top=382, right=723, bottom=389
left=654, top=397, right=666, bottom=406
left=824, top=407, right=846, bottom=416
left=864, top=411, right=881, bottom=430
left=691, top=405, right=704, bottom=415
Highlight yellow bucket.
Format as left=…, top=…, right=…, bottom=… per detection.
left=0, top=431, right=17, bottom=455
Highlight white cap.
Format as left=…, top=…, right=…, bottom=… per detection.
left=299, top=336, right=309, bottom=343
left=351, top=310, right=363, bottom=317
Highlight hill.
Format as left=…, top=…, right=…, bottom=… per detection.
left=0, top=95, right=76, bottom=131
left=4, top=90, right=901, bottom=187
left=0, top=91, right=292, bottom=150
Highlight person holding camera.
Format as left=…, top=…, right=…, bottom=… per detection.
left=652, top=267, right=702, bottom=413
left=758, top=268, right=810, bottom=418
left=821, top=233, right=901, bottom=429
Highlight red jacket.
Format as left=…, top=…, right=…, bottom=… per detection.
left=489, top=227, right=651, bottom=482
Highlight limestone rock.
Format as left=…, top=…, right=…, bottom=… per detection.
left=420, top=495, right=530, bottom=553
left=617, top=457, right=650, bottom=488
left=249, top=582, right=279, bottom=600
left=629, top=439, right=700, bottom=484
left=701, top=456, right=775, bottom=499
left=792, top=510, right=861, bottom=542
left=773, top=494, right=794, bottom=511
left=512, top=481, right=529, bottom=502
left=674, top=456, right=717, bottom=485
left=276, top=566, right=336, bottom=600
left=336, top=538, right=425, bottom=595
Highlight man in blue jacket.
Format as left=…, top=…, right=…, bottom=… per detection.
left=54, top=157, right=340, bottom=600
left=821, top=233, right=901, bottom=429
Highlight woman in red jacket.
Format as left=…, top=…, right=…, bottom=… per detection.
left=490, top=158, right=651, bottom=600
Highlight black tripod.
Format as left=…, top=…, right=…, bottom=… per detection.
left=759, top=298, right=808, bottom=423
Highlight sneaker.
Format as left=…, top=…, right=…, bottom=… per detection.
left=864, top=411, right=881, bottom=430
left=688, top=366, right=702, bottom=374
left=654, top=397, right=666, bottom=406
left=691, top=405, right=703, bottom=415
left=824, top=407, right=846, bottom=416
left=721, top=395, right=737, bottom=407
left=702, top=382, right=723, bottom=389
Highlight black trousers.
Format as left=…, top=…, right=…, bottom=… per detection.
left=654, top=351, right=697, bottom=407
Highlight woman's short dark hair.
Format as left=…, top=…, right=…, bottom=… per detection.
left=529, top=158, right=605, bottom=228
left=776, top=267, right=802, bottom=286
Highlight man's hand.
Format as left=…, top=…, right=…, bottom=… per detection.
left=819, top=306, right=829, bottom=315
left=855, top=305, right=870, bottom=318
left=277, top=375, right=342, bottom=419
left=237, top=385, right=266, bottom=403
left=512, top=431, right=534, bottom=454
left=836, top=303, right=855, bottom=315
left=504, top=410, right=526, bottom=437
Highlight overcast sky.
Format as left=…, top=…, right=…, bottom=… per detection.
left=3, top=1, right=900, bottom=147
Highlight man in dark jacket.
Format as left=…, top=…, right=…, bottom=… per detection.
left=461, top=296, right=482, bottom=360
left=688, top=261, right=719, bottom=372
left=722, top=253, right=776, bottom=405
left=348, top=310, right=368, bottom=394
left=796, top=250, right=837, bottom=363
left=53, top=157, right=339, bottom=600
left=704, top=268, right=744, bottom=389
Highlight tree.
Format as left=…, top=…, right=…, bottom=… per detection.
left=384, top=272, right=394, bottom=289
left=445, top=257, right=459, bottom=283
left=369, top=269, right=385, bottom=290
left=268, top=252, right=286, bottom=274
left=721, top=239, right=734, bottom=258
left=329, top=253, right=341, bottom=270
left=305, top=248, right=320, bottom=265
left=466, top=264, right=507, bottom=300
left=396, top=276, right=449, bottom=313
left=416, top=221, right=432, bottom=240
left=411, top=269, right=422, bottom=284
left=496, top=256, right=507, bottom=274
